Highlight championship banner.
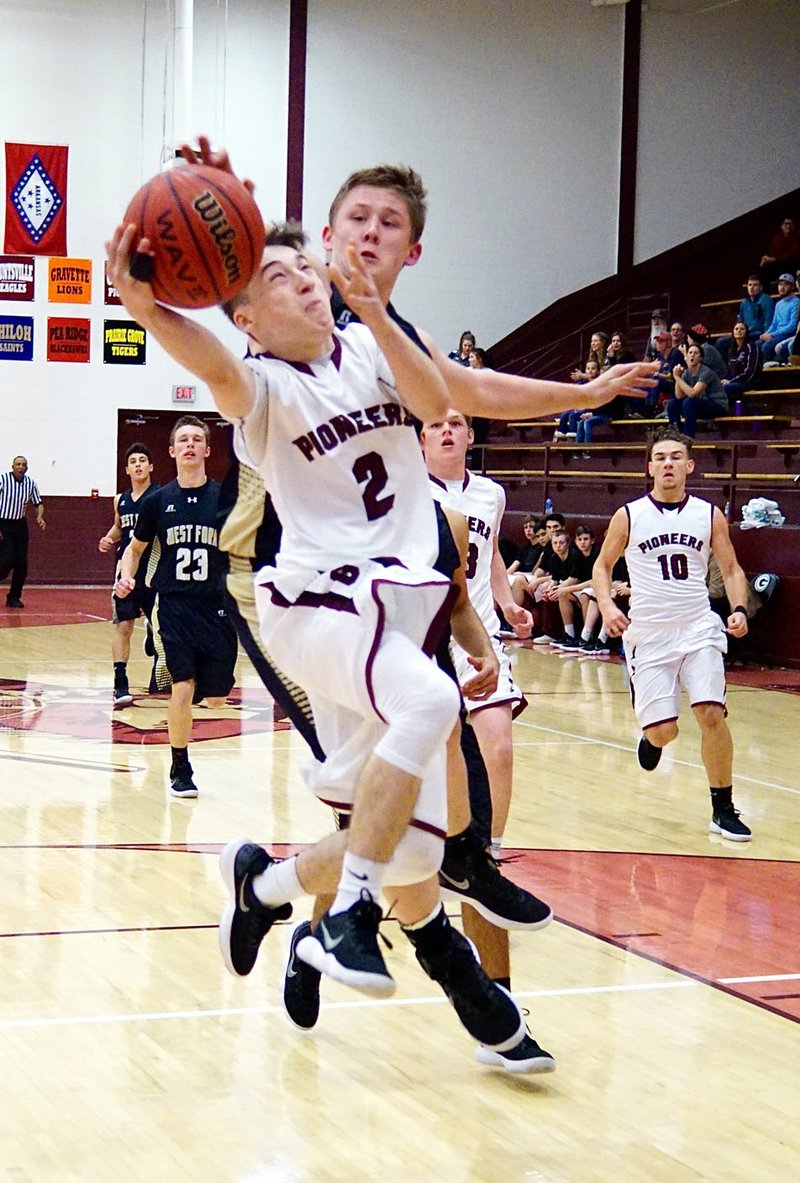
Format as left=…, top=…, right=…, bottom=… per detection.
left=47, top=317, right=90, bottom=363
left=104, top=261, right=122, bottom=305
left=104, top=319, right=146, bottom=365
left=0, top=254, right=35, bottom=300
left=4, top=143, right=68, bottom=256
left=0, top=315, right=34, bottom=360
left=48, top=257, right=91, bottom=303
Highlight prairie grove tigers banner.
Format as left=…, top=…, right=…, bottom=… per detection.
left=4, top=143, right=68, bottom=256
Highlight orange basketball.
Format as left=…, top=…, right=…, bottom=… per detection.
left=122, top=163, right=264, bottom=309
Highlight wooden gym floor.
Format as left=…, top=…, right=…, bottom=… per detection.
left=1, top=589, right=798, bottom=1182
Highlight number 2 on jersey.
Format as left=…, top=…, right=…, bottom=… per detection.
left=352, top=451, right=394, bottom=521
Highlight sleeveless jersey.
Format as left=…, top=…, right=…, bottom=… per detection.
left=234, top=322, right=438, bottom=592
left=624, top=493, right=714, bottom=624
left=134, top=477, right=226, bottom=599
left=117, top=484, right=158, bottom=586
left=428, top=470, right=504, bottom=635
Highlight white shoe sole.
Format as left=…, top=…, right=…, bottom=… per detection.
left=296, top=933, right=396, bottom=997
left=709, top=821, right=752, bottom=842
left=217, top=837, right=252, bottom=976
left=474, top=1044, right=556, bottom=1074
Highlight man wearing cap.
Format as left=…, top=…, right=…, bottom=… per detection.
left=685, top=324, right=726, bottom=378
left=640, top=329, right=683, bottom=414
left=643, top=309, right=669, bottom=361
left=760, top=274, right=800, bottom=366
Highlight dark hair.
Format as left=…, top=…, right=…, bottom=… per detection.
left=328, top=164, right=427, bottom=242
left=221, top=220, right=306, bottom=323
left=469, top=346, right=487, bottom=365
left=747, top=274, right=762, bottom=284
left=648, top=426, right=693, bottom=460
left=545, top=511, right=566, bottom=527
left=171, top=415, right=210, bottom=446
left=523, top=514, right=545, bottom=530
left=459, top=331, right=476, bottom=351
left=574, top=523, right=594, bottom=537
left=125, top=441, right=153, bottom=464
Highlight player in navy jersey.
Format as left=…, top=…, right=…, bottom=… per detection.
left=114, top=417, right=236, bottom=798
left=98, top=442, right=159, bottom=704
left=593, top=428, right=752, bottom=841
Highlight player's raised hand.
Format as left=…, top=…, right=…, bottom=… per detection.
left=105, top=223, right=158, bottom=320
left=462, top=653, right=500, bottom=701
left=329, top=241, right=386, bottom=326
left=584, top=360, right=659, bottom=409
left=179, top=135, right=257, bottom=197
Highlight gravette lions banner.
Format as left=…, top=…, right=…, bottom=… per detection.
left=4, top=143, right=68, bottom=255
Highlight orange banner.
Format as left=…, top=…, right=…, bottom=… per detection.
left=48, top=257, right=92, bottom=303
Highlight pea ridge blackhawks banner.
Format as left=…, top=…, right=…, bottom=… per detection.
left=4, top=142, right=68, bottom=256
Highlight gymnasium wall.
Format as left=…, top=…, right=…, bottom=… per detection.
left=0, top=0, right=798, bottom=507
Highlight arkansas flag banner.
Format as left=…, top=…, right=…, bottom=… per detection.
left=4, top=143, right=68, bottom=255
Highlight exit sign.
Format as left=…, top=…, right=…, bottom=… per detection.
left=172, top=384, right=196, bottom=403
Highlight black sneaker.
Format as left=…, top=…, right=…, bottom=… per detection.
left=637, top=735, right=662, bottom=771
left=218, top=837, right=293, bottom=976
left=284, top=920, right=321, bottom=1029
left=6, top=597, right=24, bottom=609
left=296, top=892, right=395, bottom=997
left=710, top=804, right=752, bottom=842
left=169, top=763, right=198, bottom=798
left=113, top=679, right=133, bottom=706
left=408, top=924, right=524, bottom=1046
left=577, top=636, right=597, bottom=653
left=440, top=833, right=552, bottom=930
left=593, top=638, right=611, bottom=655
left=475, top=1032, right=556, bottom=1075
left=552, top=634, right=580, bottom=650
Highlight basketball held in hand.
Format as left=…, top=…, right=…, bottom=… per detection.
left=123, top=163, right=264, bottom=309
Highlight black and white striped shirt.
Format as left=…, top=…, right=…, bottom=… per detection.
left=0, top=472, right=42, bottom=520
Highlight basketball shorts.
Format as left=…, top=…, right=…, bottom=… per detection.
left=112, top=582, right=156, bottom=625
left=625, top=612, right=727, bottom=730
left=452, top=635, right=527, bottom=717
left=154, top=594, right=237, bottom=698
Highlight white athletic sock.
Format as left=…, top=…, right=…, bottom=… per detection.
left=330, top=852, right=386, bottom=915
left=565, top=624, right=575, bottom=637
left=598, top=628, right=608, bottom=642
left=490, top=837, right=502, bottom=859
left=251, top=854, right=303, bottom=907
left=581, top=627, right=592, bottom=641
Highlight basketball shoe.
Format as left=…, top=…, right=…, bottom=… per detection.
left=284, top=920, right=322, bottom=1029
left=439, top=828, right=552, bottom=930
left=218, top=838, right=293, bottom=975
left=296, top=891, right=395, bottom=997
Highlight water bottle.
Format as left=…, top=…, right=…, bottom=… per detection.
left=734, top=399, right=744, bottom=416
left=723, top=500, right=730, bottom=520
left=544, top=496, right=553, bottom=516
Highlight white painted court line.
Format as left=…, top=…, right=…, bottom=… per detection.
left=0, top=977, right=698, bottom=1032
left=718, top=972, right=800, bottom=985
left=515, top=719, right=800, bottom=797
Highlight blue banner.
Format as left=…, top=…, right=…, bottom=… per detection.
left=0, top=315, right=34, bottom=360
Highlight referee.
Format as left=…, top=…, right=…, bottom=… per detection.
left=0, top=455, right=46, bottom=609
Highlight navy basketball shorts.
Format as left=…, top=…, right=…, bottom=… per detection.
left=155, top=594, right=237, bottom=697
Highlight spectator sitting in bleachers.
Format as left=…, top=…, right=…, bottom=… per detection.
left=643, top=309, right=669, bottom=360
left=671, top=321, right=687, bottom=352
left=574, top=387, right=630, bottom=446
left=760, top=274, right=800, bottom=366
left=548, top=524, right=601, bottom=649
left=721, top=322, right=760, bottom=399
left=570, top=332, right=608, bottom=381
left=668, top=344, right=729, bottom=437
left=605, top=331, right=636, bottom=368
left=685, top=324, right=726, bottom=378
left=525, top=527, right=578, bottom=645
left=507, top=516, right=547, bottom=577
left=716, top=275, right=774, bottom=362
left=576, top=554, right=630, bottom=654
left=555, top=359, right=602, bottom=439
left=447, top=329, right=476, bottom=366
left=634, top=328, right=682, bottom=416
left=759, top=216, right=800, bottom=286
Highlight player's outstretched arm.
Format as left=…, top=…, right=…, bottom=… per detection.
left=592, top=509, right=630, bottom=636
left=710, top=507, right=749, bottom=638
left=331, top=243, right=449, bottom=423
left=105, top=223, right=256, bottom=421
left=418, top=331, right=658, bottom=419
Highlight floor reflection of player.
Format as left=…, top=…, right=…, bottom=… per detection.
left=114, top=417, right=237, bottom=799
left=98, top=442, right=158, bottom=705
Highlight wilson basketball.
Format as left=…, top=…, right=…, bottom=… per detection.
left=123, top=163, right=264, bottom=309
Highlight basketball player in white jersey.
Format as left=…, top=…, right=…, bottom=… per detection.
left=422, top=408, right=534, bottom=858
left=592, top=428, right=752, bottom=841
